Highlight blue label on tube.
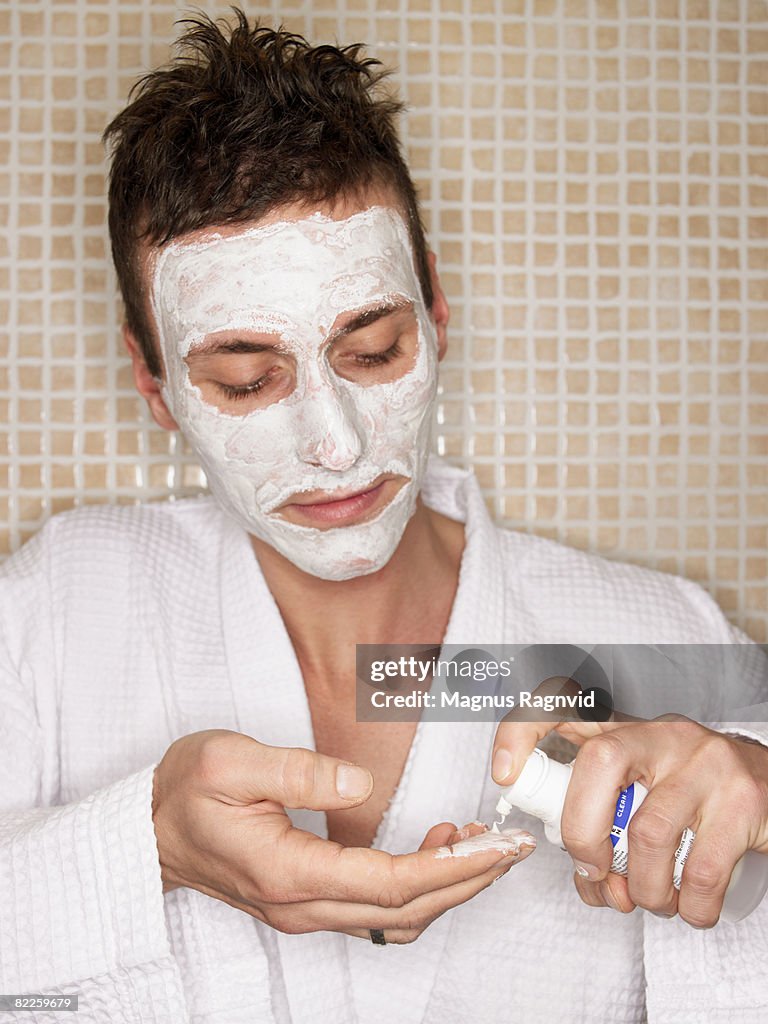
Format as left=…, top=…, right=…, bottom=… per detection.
left=610, top=784, right=635, bottom=847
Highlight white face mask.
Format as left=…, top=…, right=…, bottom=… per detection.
left=149, top=205, right=439, bottom=581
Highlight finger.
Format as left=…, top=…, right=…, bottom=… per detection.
left=491, top=676, right=637, bottom=785
left=561, top=721, right=685, bottom=881
left=418, top=822, right=458, bottom=850
left=444, top=821, right=489, bottom=846
left=343, top=927, right=413, bottom=945
left=599, top=873, right=636, bottom=914
left=554, top=707, right=645, bottom=747
left=572, top=873, right=608, bottom=908
left=288, top=841, right=535, bottom=942
left=572, top=871, right=636, bottom=914
left=560, top=728, right=643, bottom=880
left=300, top=860, right=514, bottom=941
left=676, top=824, right=743, bottom=929
left=280, top=825, right=536, bottom=905
left=624, top=781, right=702, bottom=915
left=561, top=721, right=707, bottom=884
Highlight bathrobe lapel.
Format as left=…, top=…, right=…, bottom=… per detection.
left=343, top=464, right=507, bottom=1023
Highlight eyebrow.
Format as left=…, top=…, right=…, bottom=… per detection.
left=326, top=298, right=413, bottom=346
left=186, top=298, right=413, bottom=359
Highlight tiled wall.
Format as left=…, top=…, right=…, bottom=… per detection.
left=2, top=1, right=767, bottom=639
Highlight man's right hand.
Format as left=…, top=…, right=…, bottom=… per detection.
left=152, top=729, right=535, bottom=944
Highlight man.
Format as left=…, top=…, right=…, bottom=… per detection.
left=1, top=11, right=767, bottom=1023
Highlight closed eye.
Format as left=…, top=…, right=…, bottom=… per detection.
left=214, top=366, right=280, bottom=401
left=353, top=340, right=403, bottom=367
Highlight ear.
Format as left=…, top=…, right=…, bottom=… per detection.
left=426, top=251, right=449, bottom=361
left=122, top=325, right=180, bottom=431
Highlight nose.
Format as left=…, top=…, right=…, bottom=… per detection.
left=295, top=383, right=364, bottom=471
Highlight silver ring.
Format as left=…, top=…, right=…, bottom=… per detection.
left=369, top=928, right=386, bottom=945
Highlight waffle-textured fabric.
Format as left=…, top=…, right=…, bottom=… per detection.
left=1, top=457, right=767, bottom=1023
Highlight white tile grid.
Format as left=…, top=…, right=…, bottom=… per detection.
left=1, top=0, right=766, bottom=637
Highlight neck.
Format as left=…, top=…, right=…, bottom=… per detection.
left=249, top=497, right=465, bottom=681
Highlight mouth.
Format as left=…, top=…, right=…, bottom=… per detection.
left=277, top=476, right=397, bottom=527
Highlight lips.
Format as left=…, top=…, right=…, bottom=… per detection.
left=289, top=480, right=383, bottom=506
left=278, top=479, right=389, bottom=526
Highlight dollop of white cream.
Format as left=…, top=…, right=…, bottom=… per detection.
left=434, top=828, right=537, bottom=859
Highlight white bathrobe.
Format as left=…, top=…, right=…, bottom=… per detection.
left=1, top=457, right=767, bottom=1023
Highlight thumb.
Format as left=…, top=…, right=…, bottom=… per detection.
left=492, top=677, right=644, bottom=786
left=491, top=676, right=588, bottom=785
left=492, top=719, right=558, bottom=786
left=246, top=742, right=374, bottom=811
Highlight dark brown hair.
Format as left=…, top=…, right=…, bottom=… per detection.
left=103, top=9, right=433, bottom=378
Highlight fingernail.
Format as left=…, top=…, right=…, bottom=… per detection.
left=336, top=763, right=371, bottom=799
left=572, top=859, right=601, bottom=881
left=651, top=910, right=675, bottom=919
left=500, top=833, right=537, bottom=862
left=492, top=748, right=515, bottom=783
left=500, top=843, right=536, bottom=866
left=602, top=887, right=622, bottom=912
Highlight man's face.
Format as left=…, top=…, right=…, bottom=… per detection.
left=147, top=195, right=441, bottom=581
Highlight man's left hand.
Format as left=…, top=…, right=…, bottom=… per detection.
left=491, top=709, right=768, bottom=927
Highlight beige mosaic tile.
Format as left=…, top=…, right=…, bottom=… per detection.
left=2, top=1, right=766, bottom=639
